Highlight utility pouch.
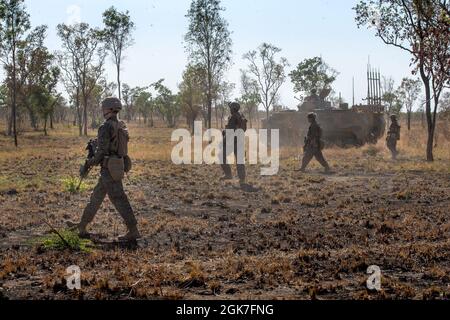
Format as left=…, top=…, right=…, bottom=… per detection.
left=124, top=155, right=132, bottom=173
left=106, top=156, right=125, bottom=182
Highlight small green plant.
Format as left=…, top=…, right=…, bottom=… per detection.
left=37, top=230, right=92, bottom=252
left=62, top=176, right=87, bottom=193
left=363, top=145, right=381, bottom=157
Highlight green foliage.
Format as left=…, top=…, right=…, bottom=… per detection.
left=185, top=0, right=233, bottom=127
left=0, top=0, right=31, bottom=54
left=0, top=84, right=7, bottom=109
left=0, top=0, right=32, bottom=145
left=62, top=176, right=87, bottom=193
left=239, top=71, right=260, bottom=127
left=382, top=77, right=402, bottom=116
left=152, top=79, right=181, bottom=128
left=57, top=22, right=106, bottom=136
left=101, top=6, right=135, bottom=54
left=101, top=6, right=135, bottom=100
left=135, top=89, right=154, bottom=126
left=179, top=64, right=206, bottom=119
left=243, top=43, right=289, bottom=119
left=289, top=57, right=338, bottom=97
left=38, top=230, right=92, bottom=252
left=185, top=0, right=232, bottom=70
left=440, top=92, right=450, bottom=115
left=397, top=77, right=422, bottom=113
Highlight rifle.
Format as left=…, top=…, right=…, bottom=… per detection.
left=77, top=139, right=98, bottom=191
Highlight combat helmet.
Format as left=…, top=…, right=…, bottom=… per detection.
left=307, top=112, right=317, bottom=120
left=229, top=102, right=241, bottom=113
left=102, top=97, right=122, bottom=113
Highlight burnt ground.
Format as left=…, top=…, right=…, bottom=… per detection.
left=0, top=126, right=449, bottom=300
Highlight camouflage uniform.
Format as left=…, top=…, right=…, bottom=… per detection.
left=387, top=118, right=401, bottom=159
left=300, top=118, right=330, bottom=172
left=221, top=108, right=246, bottom=184
left=79, top=115, right=137, bottom=233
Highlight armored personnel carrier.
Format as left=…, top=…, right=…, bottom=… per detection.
left=263, top=89, right=385, bottom=147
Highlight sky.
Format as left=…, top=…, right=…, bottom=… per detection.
left=23, top=0, right=416, bottom=109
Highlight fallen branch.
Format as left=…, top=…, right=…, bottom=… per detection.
left=43, top=217, right=71, bottom=249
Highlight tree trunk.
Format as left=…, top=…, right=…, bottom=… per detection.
left=44, top=116, right=48, bottom=136
left=207, top=96, right=212, bottom=129
left=215, top=101, right=218, bottom=128
left=407, top=111, right=411, bottom=131
left=432, top=96, right=439, bottom=148
left=8, top=106, right=13, bottom=136
left=27, top=106, right=38, bottom=130
left=12, top=36, right=18, bottom=147
left=419, top=64, right=433, bottom=162
left=117, top=63, right=121, bottom=101
left=83, top=94, right=88, bottom=136
left=191, top=115, right=196, bottom=134
left=75, top=89, right=82, bottom=136
left=50, top=112, right=54, bottom=130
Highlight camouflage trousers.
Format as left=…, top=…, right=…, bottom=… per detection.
left=387, top=138, right=398, bottom=159
left=80, top=167, right=137, bottom=229
left=300, top=147, right=330, bottom=170
left=221, top=138, right=246, bottom=183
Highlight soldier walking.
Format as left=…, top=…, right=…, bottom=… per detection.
left=221, top=102, right=257, bottom=191
left=387, top=114, right=401, bottom=159
left=69, top=97, right=141, bottom=241
left=299, top=113, right=331, bottom=173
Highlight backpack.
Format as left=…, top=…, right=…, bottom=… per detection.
left=111, top=120, right=129, bottom=157
left=109, top=120, right=132, bottom=179
left=237, top=113, right=248, bottom=131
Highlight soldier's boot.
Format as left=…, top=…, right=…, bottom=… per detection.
left=237, top=164, right=246, bottom=183
left=393, top=149, right=398, bottom=160
left=240, top=183, right=260, bottom=193
left=220, top=164, right=233, bottom=180
left=66, top=221, right=91, bottom=239
left=299, top=151, right=314, bottom=172
left=118, top=224, right=141, bottom=242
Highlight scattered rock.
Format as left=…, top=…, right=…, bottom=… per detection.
left=225, top=287, right=239, bottom=295
left=6, top=189, right=18, bottom=196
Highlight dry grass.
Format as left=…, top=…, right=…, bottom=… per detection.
left=0, top=119, right=449, bottom=300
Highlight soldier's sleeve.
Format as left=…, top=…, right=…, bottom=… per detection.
left=88, top=123, right=111, bottom=166
left=305, top=126, right=313, bottom=145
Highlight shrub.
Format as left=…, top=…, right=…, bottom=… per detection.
left=62, top=177, right=87, bottom=193
left=363, top=145, right=381, bottom=157
left=38, top=230, right=92, bottom=252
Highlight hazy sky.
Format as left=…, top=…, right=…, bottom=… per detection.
left=24, top=0, right=415, bottom=109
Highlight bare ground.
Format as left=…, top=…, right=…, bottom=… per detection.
left=0, top=125, right=449, bottom=300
